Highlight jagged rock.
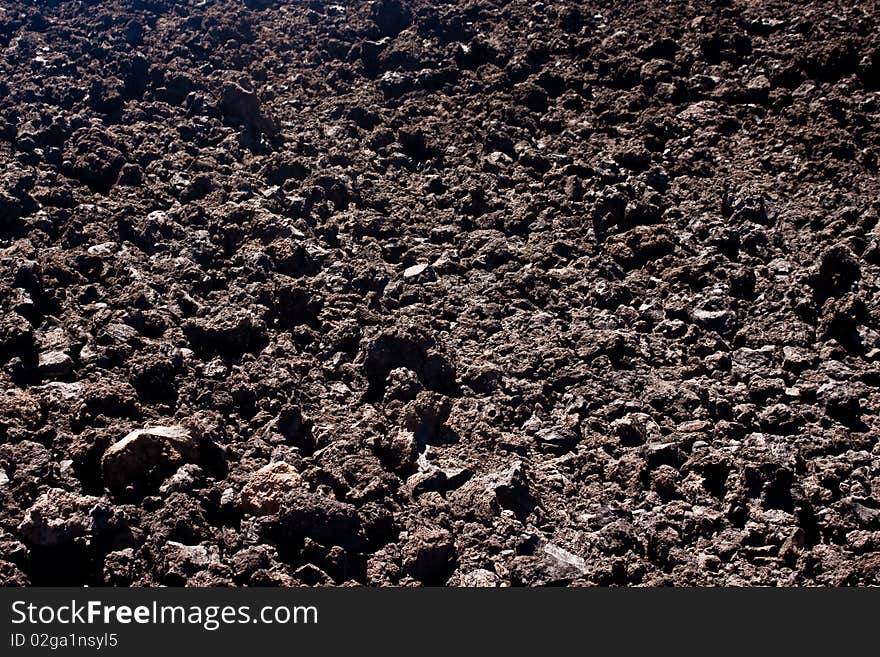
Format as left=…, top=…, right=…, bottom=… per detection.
left=240, top=461, right=304, bottom=516
left=37, top=350, right=73, bottom=378
left=18, top=488, right=121, bottom=547
left=161, top=541, right=229, bottom=585
left=458, top=568, right=501, bottom=587
left=449, top=461, right=533, bottom=520
left=692, top=307, right=738, bottom=335
left=510, top=543, right=588, bottom=585
left=101, top=425, right=200, bottom=496
left=612, top=413, right=660, bottom=447
left=159, top=464, right=205, bottom=495
left=103, top=548, right=137, bottom=586
left=402, top=527, right=456, bottom=584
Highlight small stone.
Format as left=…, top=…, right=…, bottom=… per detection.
left=449, top=460, right=533, bottom=520
left=542, top=543, right=587, bottom=577
left=644, top=441, right=686, bottom=468
left=778, top=528, right=805, bottom=565
left=103, top=549, right=136, bottom=585
left=782, top=346, right=816, bottom=372
left=406, top=468, right=445, bottom=498
left=650, top=464, right=680, bottom=500
left=745, top=75, right=770, bottom=102
left=846, top=498, right=880, bottom=528
left=220, top=487, right=237, bottom=509
left=165, top=542, right=213, bottom=568
left=384, top=367, right=424, bottom=403
left=385, top=430, right=419, bottom=476
left=379, top=70, right=413, bottom=98
left=723, top=186, right=772, bottom=224
left=240, top=461, right=304, bottom=516
left=0, top=311, right=33, bottom=357
left=228, top=546, right=272, bottom=579
left=402, top=263, right=434, bottom=281
left=41, top=381, right=83, bottom=401
left=485, top=151, right=513, bottom=168
left=161, top=541, right=224, bottom=585
left=510, top=542, right=588, bottom=585
left=159, top=464, right=204, bottom=495
left=692, top=308, right=737, bottom=335
left=87, top=242, right=116, bottom=256
left=37, top=350, right=73, bottom=378
left=293, top=564, right=333, bottom=586
left=817, top=381, right=861, bottom=419
left=535, top=426, right=579, bottom=454
left=101, top=425, right=199, bottom=496
left=732, top=346, right=775, bottom=378
left=10, top=288, right=34, bottom=315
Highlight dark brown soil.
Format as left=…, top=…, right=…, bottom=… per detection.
left=1, top=0, right=879, bottom=586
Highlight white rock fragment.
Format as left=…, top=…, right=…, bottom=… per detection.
left=542, top=543, right=588, bottom=578
left=403, top=263, right=429, bottom=279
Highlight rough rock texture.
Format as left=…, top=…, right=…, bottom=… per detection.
left=101, top=424, right=201, bottom=496
left=239, top=461, right=303, bottom=516
left=1, top=0, right=879, bottom=586
left=18, top=488, right=102, bottom=547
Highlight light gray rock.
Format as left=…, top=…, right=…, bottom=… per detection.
left=542, top=543, right=588, bottom=578
left=459, top=568, right=500, bottom=587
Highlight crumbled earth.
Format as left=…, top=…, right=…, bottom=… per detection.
left=1, top=0, right=879, bottom=586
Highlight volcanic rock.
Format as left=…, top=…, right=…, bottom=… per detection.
left=101, top=425, right=200, bottom=496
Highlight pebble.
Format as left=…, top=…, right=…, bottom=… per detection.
left=37, top=350, right=73, bottom=378
left=403, top=263, right=429, bottom=279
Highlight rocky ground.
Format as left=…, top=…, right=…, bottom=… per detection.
left=1, top=0, right=879, bottom=586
